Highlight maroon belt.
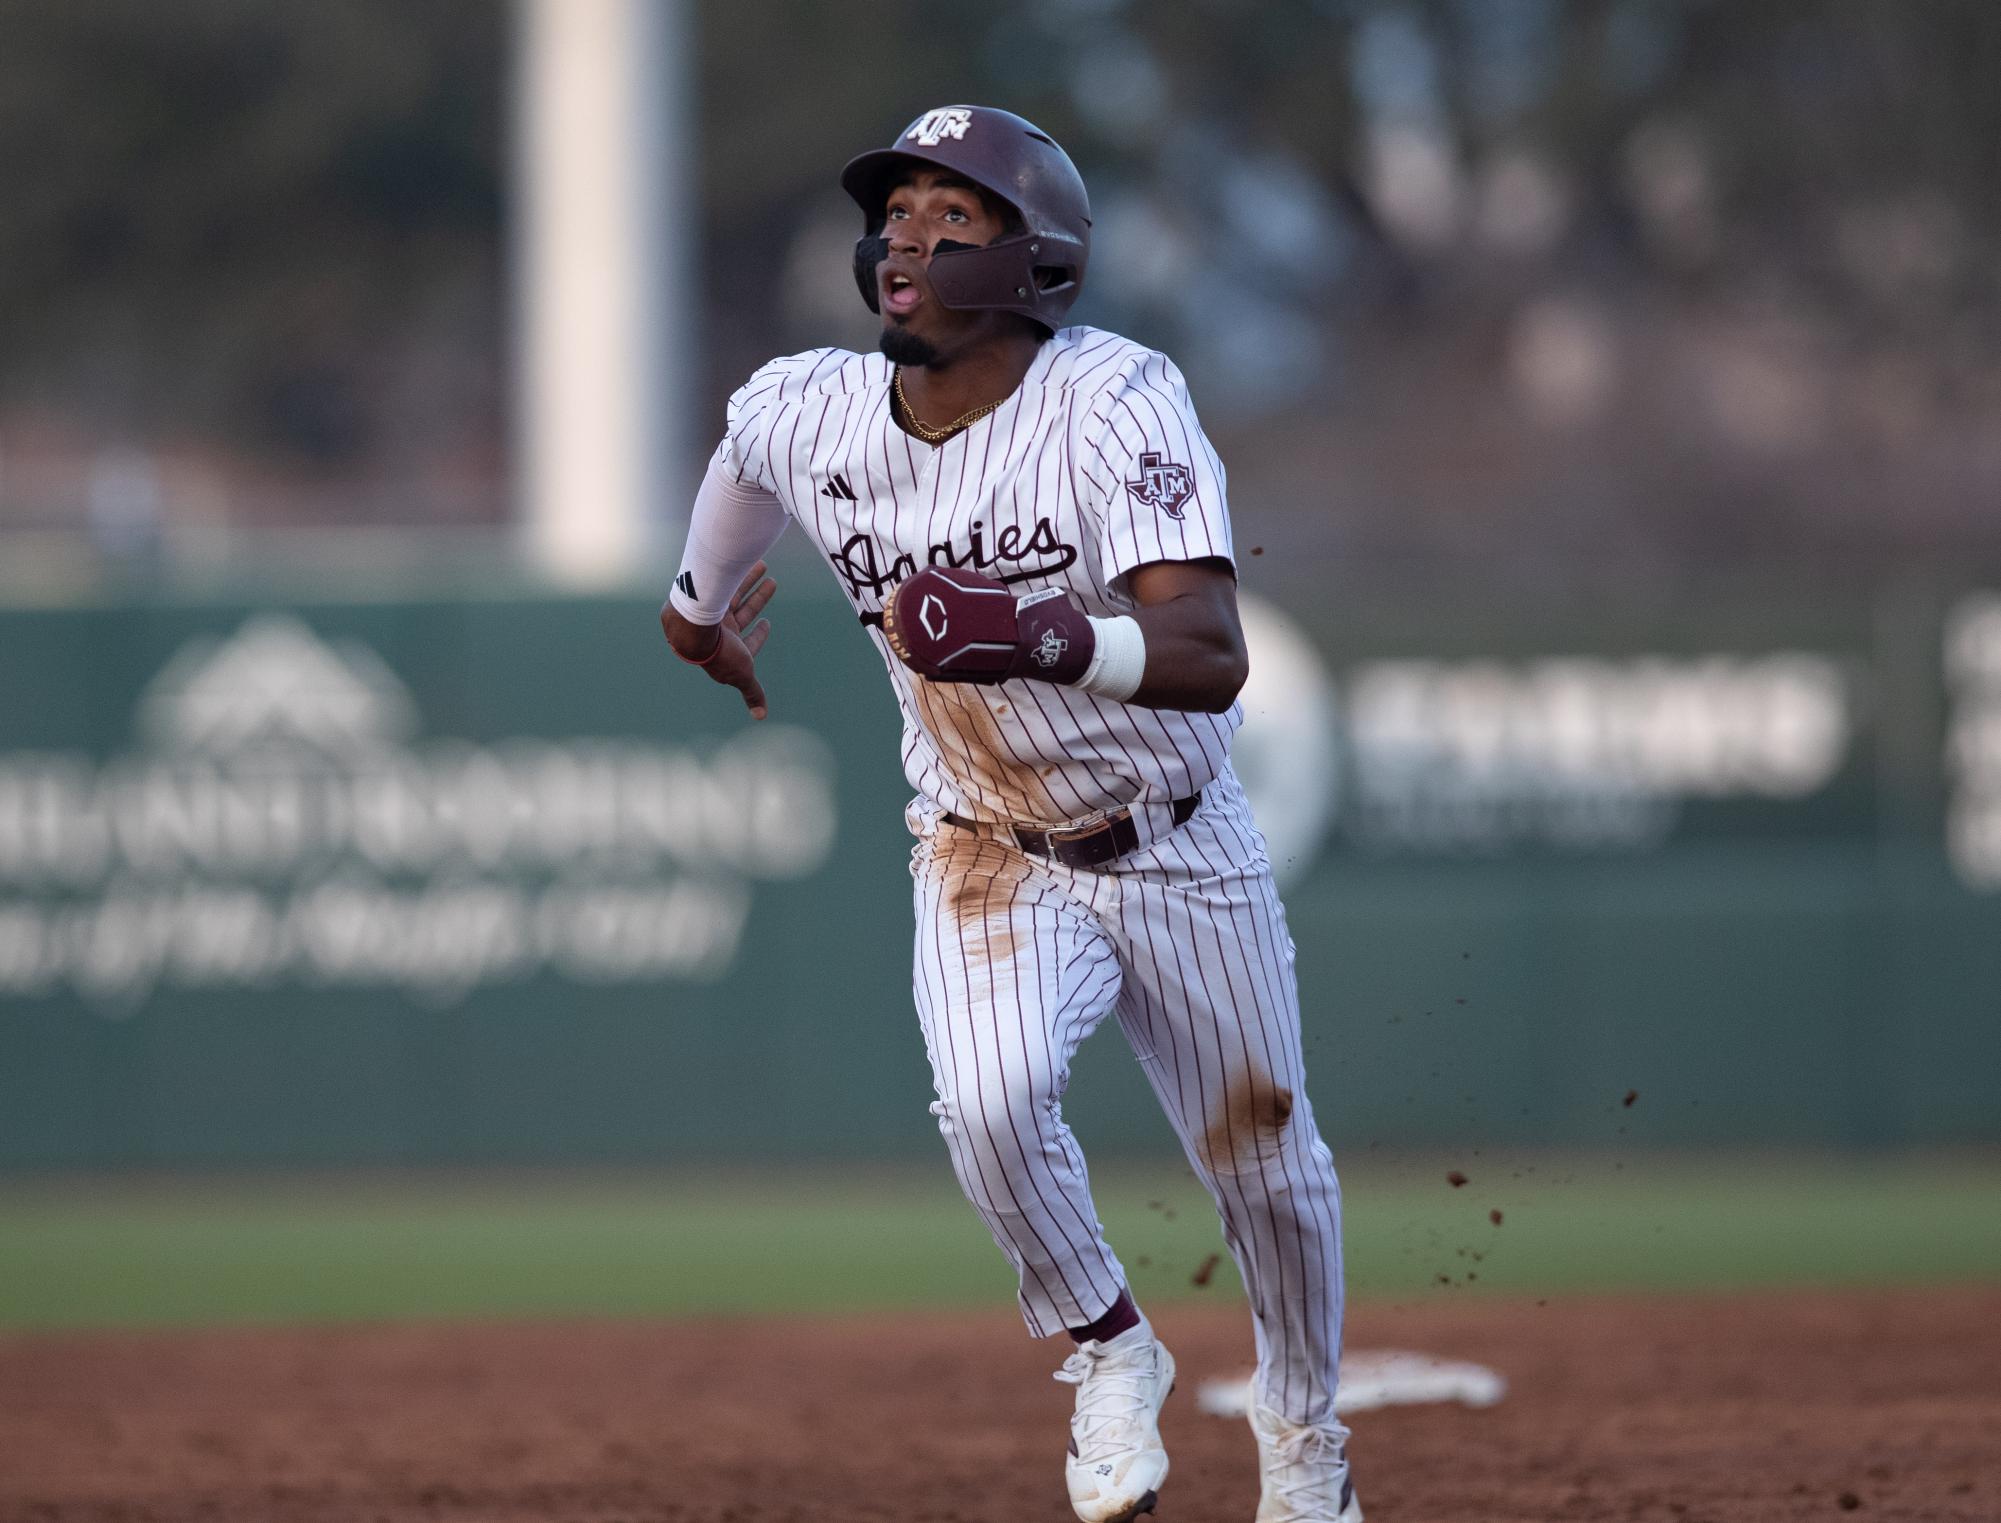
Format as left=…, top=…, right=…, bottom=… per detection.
left=945, top=792, right=1201, bottom=871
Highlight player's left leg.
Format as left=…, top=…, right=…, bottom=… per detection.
left=1093, top=768, right=1349, bottom=1429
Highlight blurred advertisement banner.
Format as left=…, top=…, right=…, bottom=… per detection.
left=0, top=616, right=833, bottom=1006
left=1234, top=595, right=1857, bottom=882
left=0, top=582, right=1994, bottom=1166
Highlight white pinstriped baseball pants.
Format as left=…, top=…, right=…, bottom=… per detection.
left=909, top=767, right=1346, bottom=1425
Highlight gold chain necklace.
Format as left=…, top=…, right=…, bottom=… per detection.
left=894, top=367, right=1001, bottom=444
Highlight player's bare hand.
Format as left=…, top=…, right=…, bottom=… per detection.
left=728, top=562, right=777, bottom=657
left=661, top=562, right=777, bottom=720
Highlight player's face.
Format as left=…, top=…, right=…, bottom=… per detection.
left=877, top=168, right=1013, bottom=365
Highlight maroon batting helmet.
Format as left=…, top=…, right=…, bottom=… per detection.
left=842, top=105, right=1091, bottom=333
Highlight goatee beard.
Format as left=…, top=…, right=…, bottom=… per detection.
left=879, top=327, right=943, bottom=368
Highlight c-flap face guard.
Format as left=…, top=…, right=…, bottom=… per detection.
left=851, top=232, right=1083, bottom=321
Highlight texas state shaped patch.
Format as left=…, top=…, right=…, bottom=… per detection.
left=1125, top=451, right=1194, bottom=520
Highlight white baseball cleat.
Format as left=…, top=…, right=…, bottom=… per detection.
left=1250, top=1402, right=1363, bottom=1522
left=1053, top=1326, right=1176, bottom=1523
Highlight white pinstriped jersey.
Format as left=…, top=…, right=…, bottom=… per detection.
left=716, top=326, right=1240, bottom=826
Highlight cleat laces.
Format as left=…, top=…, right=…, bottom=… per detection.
left=1266, top=1420, right=1352, bottom=1514
left=1055, top=1342, right=1158, bottom=1456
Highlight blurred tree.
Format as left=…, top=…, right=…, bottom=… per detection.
left=0, top=0, right=1998, bottom=571
left=0, top=0, right=503, bottom=471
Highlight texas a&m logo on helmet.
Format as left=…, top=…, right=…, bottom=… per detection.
left=1125, top=451, right=1195, bottom=520
left=906, top=107, right=973, bottom=147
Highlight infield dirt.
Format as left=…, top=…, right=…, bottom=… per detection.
left=0, top=1286, right=1994, bottom=1522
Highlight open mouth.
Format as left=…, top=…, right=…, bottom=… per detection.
left=882, top=268, right=923, bottom=316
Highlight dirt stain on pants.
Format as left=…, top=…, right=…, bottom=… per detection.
left=1204, top=1069, right=1294, bottom=1176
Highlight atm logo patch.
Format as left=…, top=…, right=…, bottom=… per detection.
left=1125, top=452, right=1194, bottom=520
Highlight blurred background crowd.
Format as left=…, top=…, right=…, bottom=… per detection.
left=5, top=0, right=1998, bottom=590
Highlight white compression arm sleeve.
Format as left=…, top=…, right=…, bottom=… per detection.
left=667, top=454, right=789, bottom=625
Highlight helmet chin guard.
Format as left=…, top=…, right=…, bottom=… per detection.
left=852, top=234, right=1083, bottom=324
left=842, top=105, right=1091, bottom=333
left=853, top=235, right=891, bottom=313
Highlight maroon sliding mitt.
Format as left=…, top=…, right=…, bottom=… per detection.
left=881, top=566, right=1095, bottom=686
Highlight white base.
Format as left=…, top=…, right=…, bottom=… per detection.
left=1196, top=1349, right=1506, bottom=1418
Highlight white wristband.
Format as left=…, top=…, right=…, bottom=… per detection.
left=1076, top=615, right=1146, bottom=702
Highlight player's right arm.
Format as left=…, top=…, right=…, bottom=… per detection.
left=660, top=448, right=790, bottom=719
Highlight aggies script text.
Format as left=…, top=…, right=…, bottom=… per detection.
left=830, top=517, right=1080, bottom=602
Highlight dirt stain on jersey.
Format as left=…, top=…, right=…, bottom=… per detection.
left=911, top=679, right=1063, bottom=823
left=1204, top=1069, right=1293, bottom=1176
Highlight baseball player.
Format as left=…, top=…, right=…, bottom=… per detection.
left=661, top=105, right=1358, bottom=1523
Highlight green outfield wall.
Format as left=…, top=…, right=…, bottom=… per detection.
left=2, top=570, right=1997, bottom=1168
